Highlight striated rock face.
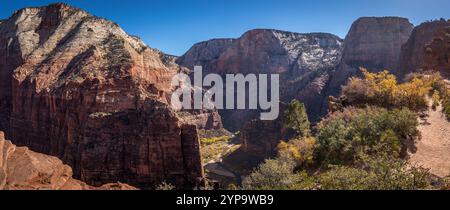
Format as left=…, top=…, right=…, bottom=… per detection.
left=397, top=20, right=450, bottom=79
left=325, top=17, right=413, bottom=98
left=178, top=29, right=343, bottom=128
left=0, top=3, right=206, bottom=188
left=0, top=131, right=136, bottom=190
left=341, top=17, right=413, bottom=73
left=423, top=24, right=450, bottom=78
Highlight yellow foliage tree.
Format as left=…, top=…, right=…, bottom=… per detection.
left=277, top=137, right=317, bottom=167
left=342, top=68, right=432, bottom=111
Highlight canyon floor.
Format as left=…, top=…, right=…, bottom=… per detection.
left=409, top=102, right=450, bottom=178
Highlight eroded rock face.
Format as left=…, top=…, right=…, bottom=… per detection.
left=0, top=3, right=205, bottom=188
left=0, top=131, right=136, bottom=190
left=342, top=17, right=413, bottom=73
left=397, top=20, right=450, bottom=79
left=325, top=17, right=414, bottom=99
left=178, top=29, right=344, bottom=129
left=423, top=24, right=450, bottom=78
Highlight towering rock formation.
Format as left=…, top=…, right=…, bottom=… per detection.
left=325, top=17, right=413, bottom=97
left=0, top=131, right=136, bottom=190
left=397, top=19, right=450, bottom=79
left=0, top=3, right=209, bottom=188
left=178, top=29, right=343, bottom=128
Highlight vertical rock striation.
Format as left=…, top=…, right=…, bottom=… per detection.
left=0, top=3, right=207, bottom=188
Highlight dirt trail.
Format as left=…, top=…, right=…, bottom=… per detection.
left=409, top=103, right=450, bottom=178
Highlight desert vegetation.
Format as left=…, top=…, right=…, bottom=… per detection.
left=242, top=70, right=450, bottom=190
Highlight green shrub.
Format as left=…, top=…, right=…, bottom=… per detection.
left=241, top=159, right=315, bottom=190
left=318, top=166, right=371, bottom=190
left=316, top=107, right=418, bottom=164
left=318, top=154, right=430, bottom=190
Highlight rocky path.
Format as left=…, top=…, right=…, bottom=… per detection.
left=409, top=104, right=450, bottom=178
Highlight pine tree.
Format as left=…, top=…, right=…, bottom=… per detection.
left=284, top=100, right=311, bottom=137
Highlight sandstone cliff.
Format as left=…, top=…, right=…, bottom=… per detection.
left=423, top=23, right=450, bottom=78
left=397, top=19, right=449, bottom=79
left=0, top=3, right=207, bottom=188
left=0, top=131, right=136, bottom=190
left=178, top=29, right=343, bottom=129
left=325, top=17, right=414, bottom=98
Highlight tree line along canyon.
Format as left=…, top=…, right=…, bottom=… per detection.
left=0, top=3, right=449, bottom=190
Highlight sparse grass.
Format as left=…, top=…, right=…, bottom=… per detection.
left=200, top=136, right=230, bottom=146
left=201, top=135, right=240, bottom=164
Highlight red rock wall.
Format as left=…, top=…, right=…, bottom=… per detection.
left=0, top=3, right=205, bottom=189
left=0, top=131, right=137, bottom=190
left=423, top=24, right=450, bottom=78
left=397, top=20, right=449, bottom=79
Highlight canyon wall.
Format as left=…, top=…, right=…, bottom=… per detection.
left=178, top=29, right=344, bottom=128
left=423, top=23, right=450, bottom=78
left=0, top=131, right=136, bottom=190
left=397, top=20, right=449, bottom=79
left=0, top=3, right=207, bottom=189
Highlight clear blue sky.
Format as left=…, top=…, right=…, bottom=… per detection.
left=1, top=0, right=449, bottom=56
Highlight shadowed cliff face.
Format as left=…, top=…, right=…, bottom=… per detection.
left=0, top=131, right=137, bottom=190
left=0, top=3, right=207, bottom=189
left=423, top=23, right=450, bottom=78
left=397, top=20, right=450, bottom=79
